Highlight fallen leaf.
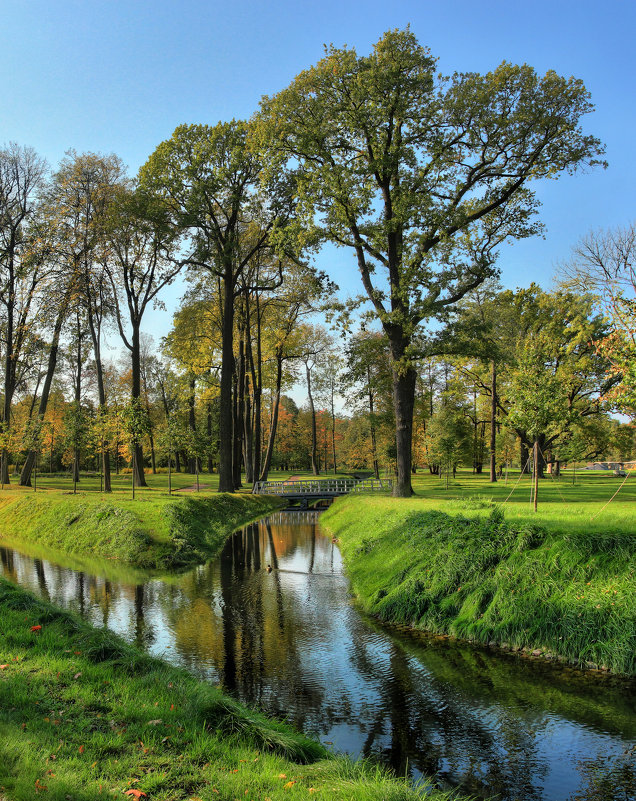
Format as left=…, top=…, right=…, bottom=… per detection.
left=124, top=792, right=147, bottom=799
left=79, top=745, right=85, bottom=754
left=73, top=672, right=82, bottom=680
left=147, top=719, right=162, bottom=726
left=31, top=625, right=42, bottom=632
left=0, top=664, right=9, bottom=669
left=284, top=781, right=296, bottom=789
left=278, top=774, right=287, bottom=779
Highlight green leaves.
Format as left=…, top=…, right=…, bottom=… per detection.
left=119, top=398, right=152, bottom=446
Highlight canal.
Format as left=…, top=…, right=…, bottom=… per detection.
left=0, top=510, right=634, bottom=800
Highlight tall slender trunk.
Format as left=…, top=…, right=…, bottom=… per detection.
left=234, top=332, right=246, bottom=489
left=1, top=261, right=15, bottom=485
left=306, top=363, right=319, bottom=476
left=250, top=293, right=262, bottom=486
left=218, top=267, right=235, bottom=492
left=259, top=353, right=282, bottom=482
left=330, top=380, right=337, bottom=473
left=489, top=360, right=497, bottom=483
left=243, top=375, right=253, bottom=483
left=131, top=324, right=148, bottom=487
left=85, top=277, right=111, bottom=492
left=187, top=375, right=196, bottom=473
left=207, top=402, right=214, bottom=473
left=149, top=429, right=156, bottom=473
left=533, top=439, right=539, bottom=512
left=20, top=298, right=68, bottom=486
left=368, top=372, right=379, bottom=479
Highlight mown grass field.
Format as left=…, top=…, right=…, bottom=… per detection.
left=0, top=578, right=456, bottom=801
left=321, top=469, right=636, bottom=676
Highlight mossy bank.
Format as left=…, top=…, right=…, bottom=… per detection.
left=0, top=578, right=457, bottom=801
left=0, top=492, right=284, bottom=571
left=321, top=496, right=636, bottom=676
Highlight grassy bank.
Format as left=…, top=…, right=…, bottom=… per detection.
left=0, top=492, right=285, bottom=571
left=321, top=496, right=636, bottom=676
left=0, top=578, right=454, bottom=801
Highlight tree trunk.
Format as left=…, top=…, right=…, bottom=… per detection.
left=20, top=298, right=68, bottom=487
left=1, top=264, right=15, bottom=486
left=187, top=375, right=196, bottom=474
left=536, top=433, right=546, bottom=478
left=367, top=370, right=379, bottom=479
left=234, top=335, right=245, bottom=489
left=218, top=267, right=235, bottom=492
left=207, top=402, right=214, bottom=473
left=131, top=324, right=148, bottom=487
left=306, top=362, right=319, bottom=476
left=243, top=376, right=253, bottom=483
left=390, top=345, right=416, bottom=497
left=489, top=360, right=497, bottom=483
left=330, top=380, right=337, bottom=473
left=533, top=439, right=539, bottom=512
left=86, top=282, right=111, bottom=492
left=259, top=354, right=282, bottom=482
left=149, top=429, right=157, bottom=474
left=520, top=441, right=530, bottom=474
left=250, top=293, right=263, bottom=487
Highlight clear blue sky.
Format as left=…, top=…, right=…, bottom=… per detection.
left=2, top=0, right=634, bottom=337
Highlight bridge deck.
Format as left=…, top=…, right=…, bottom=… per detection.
left=253, top=477, right=392, bottom=501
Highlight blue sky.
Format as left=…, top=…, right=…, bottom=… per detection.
left=2, top=0, right=634, bottom=339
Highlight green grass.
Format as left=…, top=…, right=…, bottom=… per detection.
left=407, top=466, right=636, bottom=535
left=321, top=492, right=636, bottom=676
left=0, top=490, right=285, bottom=572
left=0, top=578, right=456, bottom=801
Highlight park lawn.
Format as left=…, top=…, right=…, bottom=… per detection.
left=0, top=489, right=285, bottom=572
left=408, top=466, right=636, bottom=536
left=0, top=579, right=453, bottom=801
left=321, top=489, right=636, bottom=676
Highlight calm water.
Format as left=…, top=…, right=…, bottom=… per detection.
left=1, top=511, right=634, bottom=800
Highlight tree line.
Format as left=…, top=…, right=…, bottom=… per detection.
left=2, top=28, right=633, bottom=496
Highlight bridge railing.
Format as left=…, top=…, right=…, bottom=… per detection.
left=253, top=477, right=392, bottom=496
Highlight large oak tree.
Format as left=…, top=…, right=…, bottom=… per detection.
left=255, top=28, right=605, bottom=495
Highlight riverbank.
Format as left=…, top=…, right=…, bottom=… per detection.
left=0, top=492, right=285, bottom=571
left=0, top=578, right=455, bottom=800
left=321, top=496, right=636, bottom=676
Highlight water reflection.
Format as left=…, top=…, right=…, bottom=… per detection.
left=1, top=513, right=634, bottom=801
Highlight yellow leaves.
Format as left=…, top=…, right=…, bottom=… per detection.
left=284, top=782, right=296, bottom=789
